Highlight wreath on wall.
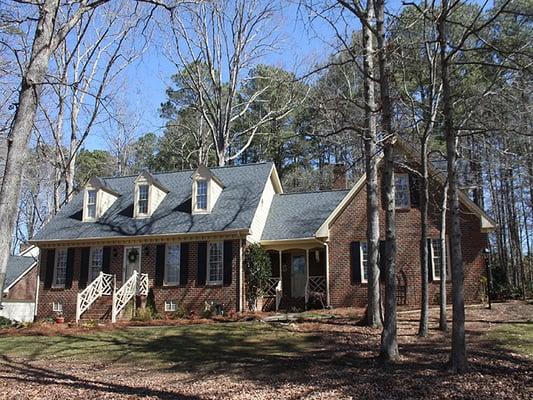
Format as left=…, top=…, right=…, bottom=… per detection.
left=128, top=248, right=139, bottom=263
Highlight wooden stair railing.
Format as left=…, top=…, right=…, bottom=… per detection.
left=111, top=271, right=149, bottom=323
left=75, top=272, right=114, bottom=323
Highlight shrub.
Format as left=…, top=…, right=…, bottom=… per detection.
left=245, top=243, right=272, bottom=311
left=133, top=308, right=152, bottom=322
left=0, top=316, right=14, bottom=328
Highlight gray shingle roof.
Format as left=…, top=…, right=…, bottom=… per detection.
left=5, top=255, right=37, bottom=290
left=33, top=162, right=274, bottom=241
left=261, top=190, right=348, bottom=240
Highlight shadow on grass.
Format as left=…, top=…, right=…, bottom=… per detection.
left=0, top=317, right=532, bottom=399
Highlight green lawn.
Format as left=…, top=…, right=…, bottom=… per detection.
left=486, top=323, right=533, bottom=357
left=0, top=322, right=321, bottom=369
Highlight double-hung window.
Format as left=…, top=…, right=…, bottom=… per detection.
left=53, top=249, right=68, bottom=288
left=394, top=174, right=410, bottom=209
left=207, top=242, right=223, bottom=284
left=138, top=184, right=149, bottom=215
left=89, top=247, right=103, bottom=282
left=196, top=180, right=208, bottom=210
left=430, top=239, right=449, bottom=281
left=165, top=244, right=181, bottom=285
left=87, top=190, right=97, bottom=219
left=360, top=242, right=369, bottom=283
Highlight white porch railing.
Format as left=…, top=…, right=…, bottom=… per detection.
left=111, top=271, right=149, bottom=323
left=264, top=277, right=282, bottom=311
left=306, top=275, right=327, bottom=308
left=75, top=272, right=114, bottom=323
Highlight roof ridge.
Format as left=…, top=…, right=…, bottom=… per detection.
left=98, top=161, right=272, bottom=181
left=279, top=188, right=350, bottom=196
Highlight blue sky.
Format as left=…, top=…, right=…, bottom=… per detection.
left=87, top=0, right=403, bottom=150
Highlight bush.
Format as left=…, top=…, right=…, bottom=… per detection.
left=133, top=308, right=153, bottom=322
left=0, top=316, right=14, bottom=328
left=245, top=243, right=272, bottom=311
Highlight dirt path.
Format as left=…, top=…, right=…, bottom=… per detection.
left=0, top=301, right=531, bottom=399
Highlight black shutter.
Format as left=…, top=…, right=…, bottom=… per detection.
left=155, top=244, right=166, bottom=286
left=102, top=247, right=111, bottom=274
left=351, top=241, right=361, bottom=284
left=197, top=242, right=207, bottom=285
left=379, top=240, right=387, bottom=282
left=410, top=174, right=420, bottom=208
left=223, top=240, right=233, bottom=285
left=79, top=247, right=90, bottom=289
left=65, top=248, right=75, bottom=289
left=180, top=242, right=189, bottom=285
left=44, top=249, right=55, bottom=289
left=427, top=238, right=434, bottom=282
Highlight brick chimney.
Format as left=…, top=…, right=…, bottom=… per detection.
left=332, top=163, right=347, bottom=190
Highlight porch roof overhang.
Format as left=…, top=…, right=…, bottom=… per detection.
left=260, top=237, right=326, bottom=251
left=29, top=228, right=250, bottom=248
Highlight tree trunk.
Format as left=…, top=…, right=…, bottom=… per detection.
left=438, top=0, right=467, bottom=373
left=362, top=0, right=381, bottom=329
left=439, top=179, right=449, bottom=331
left=418, top=138, right=429, bottom=337
left=0, top=0, right=59, bottom=302
left=374, top=0, right=398, bottom=361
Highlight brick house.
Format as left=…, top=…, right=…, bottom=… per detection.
left=30, top=142, right=495, bottom=322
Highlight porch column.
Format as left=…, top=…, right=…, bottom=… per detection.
left=305, top=248, right=310, bottom=307
left=278, top=250, right=282, bottom=283
left=325, top=242, right=331, bottom=307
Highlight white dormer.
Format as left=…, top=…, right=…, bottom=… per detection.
left=134, top=171, right=169, bottom=219
left=191, top=165, right=224, bottom=214
left=83, top=177, right=119, bottom=222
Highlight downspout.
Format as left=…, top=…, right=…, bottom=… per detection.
left=325, top=241, right=331, bottom=308
left=239, top=236, right=243, bottom=312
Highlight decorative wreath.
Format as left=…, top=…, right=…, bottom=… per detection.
left=128, top=248, right=139, bottom=263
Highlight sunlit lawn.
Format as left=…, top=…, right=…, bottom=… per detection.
left=0, top=322, right=321, bottom=369
left=486, top=323, right=533, bottom=358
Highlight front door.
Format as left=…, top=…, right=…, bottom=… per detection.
left=291, top=254, right=306, bottom=298
left=123, top=246, right=142, bottom=281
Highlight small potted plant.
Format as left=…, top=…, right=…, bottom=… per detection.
left=55, top=311, right=65, bottom=324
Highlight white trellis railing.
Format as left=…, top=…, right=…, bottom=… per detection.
left=75, top=272, right=114, bottom=323
left=111, top=271, right=149, bottom=323
left=264, top=277, right=282, bottom=311
left=306, top=275, right=327, bottom=308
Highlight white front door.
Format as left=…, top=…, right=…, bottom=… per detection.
left=123, top=246, right=142, bottom=281
left=291, top=254, right=306, bottom=298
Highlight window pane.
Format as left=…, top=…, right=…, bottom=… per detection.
left=165, top=245, right=181, bottom=284
left=55, top=249, right=68, bottom=286
left=87, top=190, right=97, bottom=218
left=432, top=239, right=443, bottom=278
left=90, top=247, right=103, bottom=282
left=197, top=180, right=207, bottom=209
left=208, top=242, right=223, bottom=283
left=138, top=185, right=149, bottom=214
left=361, top=242, right=368, bottom=281
left=87, top=204, right=96, bottom=219
left=394, top=175, right=410, bottom=208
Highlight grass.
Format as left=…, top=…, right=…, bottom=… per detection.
left=486, top=323, right=533, bottom=357
left=0, top=322, right=321, bottom=369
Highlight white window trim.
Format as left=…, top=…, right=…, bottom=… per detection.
left=52, top=248, right=68, bottom=289
left=135, top=183, right=151, bottom=218
left=360, top=242, right=368, bottom=284
left=83, top=188, right=99, bottom=221
left=395, top=173, right=411, bottom=210
left=164, top=300, right=177, bottom=312
left=89, top=246, right=104, bottom=282
left=430, top=238, right=451, bottom=281
left=52, top=302, right=63, bottom=312
left=193, top=178, right=210, bottom=214
left=207, top=241, right=224, bottom=285
left=164, top=244, right=181, bottom=286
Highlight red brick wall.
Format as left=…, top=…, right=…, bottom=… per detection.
left=4, top=265, right=38, bottom=301
left=328, top=169, right=487, bottom=308
left=37, top=240, right=243, bottom=321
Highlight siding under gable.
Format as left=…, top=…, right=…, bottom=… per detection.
left=248, top=173, right=276, bottom=243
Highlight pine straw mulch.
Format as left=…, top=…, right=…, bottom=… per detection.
left=0, top=301, right=531, bottom=400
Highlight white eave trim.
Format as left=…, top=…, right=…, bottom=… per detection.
left=3, top=260, right=38, bottom=293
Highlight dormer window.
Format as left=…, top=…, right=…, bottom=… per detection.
left=82, top=177, right=119, bottom=222
left=191, top=165, right=225, bottom=215
left=133, top=171, right=169, bottom=219
left=138, top=184, right=149, bottom=215
left=196, top=180, right=208, bottom=210
left=87, top=190, right=97, bottom=219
